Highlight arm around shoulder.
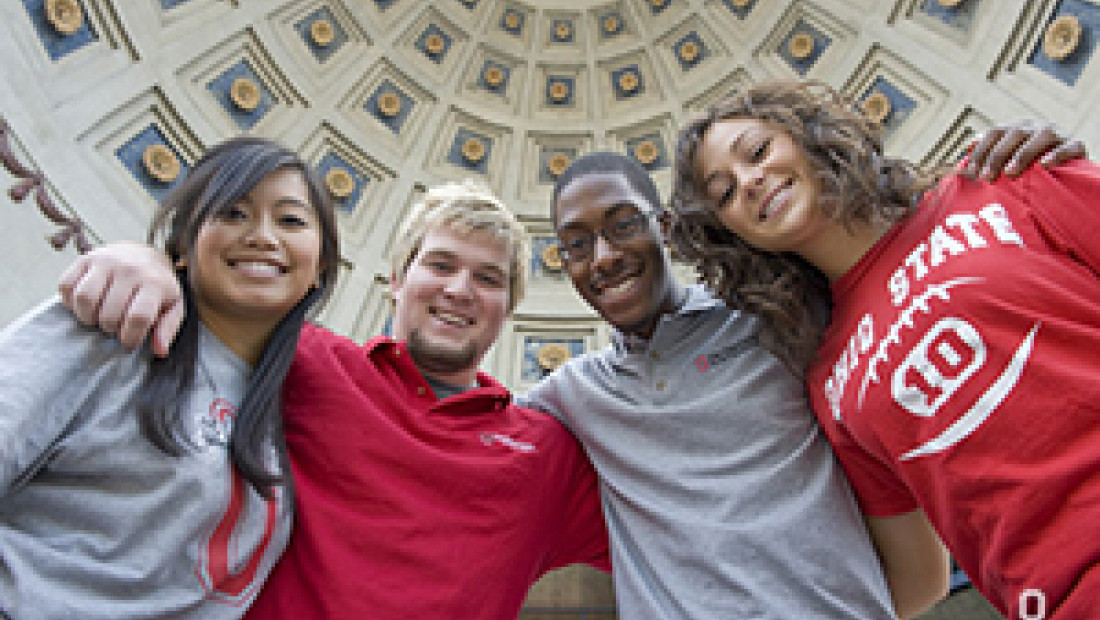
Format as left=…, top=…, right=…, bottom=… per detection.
left=866, top=509, right=950, bottom=620
left=58, top=241, right=182, bottom=356
left=0, top=300, right=132, bottom=494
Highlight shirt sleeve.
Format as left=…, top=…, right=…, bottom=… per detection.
left=818, top=413, right=920, bottom=518
left=541, top=423, right=612, bottom=573
left=1011, top=159, right=1100, bottom=274
left=519, top=363, right=610, bottom=570
left=515, top=366, right=570, bottom=426
left=0, top=298, right=132, bottom=495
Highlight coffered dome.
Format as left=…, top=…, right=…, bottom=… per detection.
left=2, top=0, right=1098, bottom=368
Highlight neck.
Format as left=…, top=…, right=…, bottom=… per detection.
left=199, top=313, right=276, bottom=366
left=629, top=282, right=689, bottom=340
left=419, top=366, right=477, bottom=388
left=800, top=219, right=890, bottom=283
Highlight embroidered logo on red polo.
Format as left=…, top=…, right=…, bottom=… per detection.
left=480, top=432, right=536, bottom=453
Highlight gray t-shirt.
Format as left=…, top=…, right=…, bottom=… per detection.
left=519, top=285, right=896, bottom=619
left=0, top=299, right=291, bottom=620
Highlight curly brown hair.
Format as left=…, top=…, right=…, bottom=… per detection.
left=668, top=80, right=942, bottom=373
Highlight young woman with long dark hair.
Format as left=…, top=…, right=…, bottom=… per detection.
left=0, top=136, right=339, bottom=619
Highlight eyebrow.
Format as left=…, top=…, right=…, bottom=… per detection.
left=236, top=194, right=312, bottom=210
left=701, top=128, right=752, bottom=188
left=557, top=202, right=642, bottom=231
left=421, top=249, right=508, bottom=277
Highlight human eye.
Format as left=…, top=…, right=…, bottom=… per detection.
left=217, top=204, right=248, bottom=221
left=750, top=137, right=771, bottom=162
left=716, top=182, right=736, bottom=209
left=610, top=214, right=642, bottom=237
left=476, top=271, right=506, bottom=288
left=427, top=259, right=455, bottom=273
left=278, top=211, right=311, bottom=228
left=558, top=233, right=588, bottom=254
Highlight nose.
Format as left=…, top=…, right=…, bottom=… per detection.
left=739, top=165, right=765, bottom=200
left=243, top=214, right=279, bottom=248
left=590, top=233, right=623, bottom=272
left=442, top=268, right=475, bottom=299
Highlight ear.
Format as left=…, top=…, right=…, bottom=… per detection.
left=389, top=270, right=403, bottom=303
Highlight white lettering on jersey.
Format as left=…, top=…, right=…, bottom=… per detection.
left=892, top=318, right=985, bottom=417
left=888, top=204, right=1025, bottom=307
left=824, top=315, right=875, bottom=420
left=857, top=277, right=984, bottom=410
left=899, top=322, right=1039, bottom=460
left=826, top=203, right=1027, bottom=424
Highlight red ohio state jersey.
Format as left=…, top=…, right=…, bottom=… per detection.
left=809, top=161, right=1100, bottom=620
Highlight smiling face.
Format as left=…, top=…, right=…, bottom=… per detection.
left=695, top=117, right=830, bottom=255
left=188, top=167, right=322, bottom=338
left=391, top=224, right=511, bottom=385
left=554, top=172, right=678, bottom=338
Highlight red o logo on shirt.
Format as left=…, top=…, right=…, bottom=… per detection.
left=694, top=354, right=710, bottom=372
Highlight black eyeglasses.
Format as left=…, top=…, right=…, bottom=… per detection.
left=556, top=209, right=653, bottom=263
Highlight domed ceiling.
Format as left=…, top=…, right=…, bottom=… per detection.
left=2, top=0, right=1098, bottom=384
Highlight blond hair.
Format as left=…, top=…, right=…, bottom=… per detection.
left=390, top=179, right=529, bottom=313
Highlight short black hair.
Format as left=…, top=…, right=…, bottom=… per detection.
left=551, top=151, right=663, bottom=223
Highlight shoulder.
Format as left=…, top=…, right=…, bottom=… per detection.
left=542, top=345, right=614, bottom=390
left=504, top=399, right=581, bottom=450
left=297, top=324, right=391, bottom=359
left=299, top=322, right=357, bottom=348
left=0, top=298, right=128, bottom=361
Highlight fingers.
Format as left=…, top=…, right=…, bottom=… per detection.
left=1002, top=126, right=1064, bottom=177
left=58, top=258, right=90, bottom=314
left=1040, top=138, right=1087, bottom=167
left=968, top=127, right=1030, bottom=181
left=960, top=127, right=1003, bottom=180
left=56, top=245, right=184, bottom=353
left=967, top=123, right=1085, bottom=181
left=152, top=299, right=185, bottom=358
left=62, top=262, right=112, bottom=328
left=116, top=285, right=165, bottom=352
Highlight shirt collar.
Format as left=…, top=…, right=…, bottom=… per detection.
left=610, top=284, right=720, bottom=354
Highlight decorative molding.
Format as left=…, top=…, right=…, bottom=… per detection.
left=45, top=0, right=84, bottom=35
left=536, top=342, right=571, bottom=370
left=1044, top=15, right=1082, bottom=61
left=141, top=144, right=181, bottom=183
left=0, top=120, right=91, bottom=253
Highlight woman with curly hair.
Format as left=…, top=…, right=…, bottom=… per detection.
left=669, top=80, right=1100, bottom=619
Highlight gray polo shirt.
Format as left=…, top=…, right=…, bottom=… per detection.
left=519, top=285, right=896, bottom=619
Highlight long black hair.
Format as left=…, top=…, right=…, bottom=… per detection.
left=141, top=136, right=340, bottom=498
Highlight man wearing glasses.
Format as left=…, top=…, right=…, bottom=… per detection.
left=516, top=151, right=909, bottom=619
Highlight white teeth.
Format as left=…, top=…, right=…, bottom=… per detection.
left=234, top=261, right=282, bottom=276
left=761, top=181, right=793, bottom=221
left=433, top=310, right=471, bottom=326
left=603, top=279, right=635, bottom=296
